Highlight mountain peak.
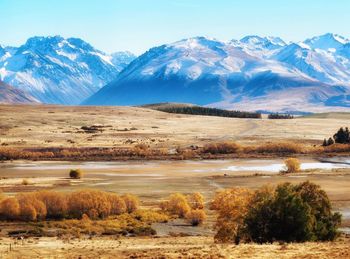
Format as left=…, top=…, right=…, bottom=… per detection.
left=304, top=33, right=349, bottom=51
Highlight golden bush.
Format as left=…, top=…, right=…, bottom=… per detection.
left=283, top=157, right=301, bottom=174
left=212, top=188, right=253, bottom=243
left=203, top=141, right=241, bottom=154
left=35, top=190, right=67, bottom=219
left=253, top=142, right=303, bottom=154
left=106, top=193, right=127, bottom=215
left=160, top=193, right=191, bottom=218
left=186, top=209, right=206, bottom=226
left=187, top=192, right=205, bottom=210
left=17, top=193, right=47, bottom=221
left=122, top=194, right=139, bottom=213
left=67, top=189, right=111, bottom=219
left=0, top=197, right=20, bottom=220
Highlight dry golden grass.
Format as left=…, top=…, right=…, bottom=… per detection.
left=1, top=236, right=349, bottom=259
left=1, top=105, right=350, bottom=151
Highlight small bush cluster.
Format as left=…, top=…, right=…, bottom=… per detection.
left=0, top=190, right=139, bottom=221
left=282, top=157, right=301, bottom=174
left=160, top=192, right=206, bottom=226
left=202, top=142, right=241, bottom=154
left=69, top=169, right=83, bottom=179
left=212, top=181, right=342, bottom=244
left=252, top=142, right=303, bottom=154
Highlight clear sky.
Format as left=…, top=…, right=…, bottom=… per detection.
left=1, top=0, right=349, bottom=54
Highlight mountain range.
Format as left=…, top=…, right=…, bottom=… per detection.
left=0, top=36, right=135, bottom=104
left=2, top=34, right=350, bottom=112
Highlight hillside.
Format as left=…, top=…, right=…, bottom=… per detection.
left=0, top=80, right=38, bottom=104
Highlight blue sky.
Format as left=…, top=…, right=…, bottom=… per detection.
left=1, top=0, right=349, bottom=54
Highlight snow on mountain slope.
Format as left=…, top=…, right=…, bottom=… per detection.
left=111, top=51, right=137, bottom=72
left=0, top=80, right=39, bottom=104
left=304, top=33, right=349, bottom=52
left=85, top=35, right=350, bottom=112
left=0, top=36, right=136, bottom=104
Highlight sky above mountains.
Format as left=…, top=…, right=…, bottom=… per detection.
left=1, top=0, right=350, bottom=54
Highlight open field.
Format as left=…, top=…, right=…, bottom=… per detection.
left=1, top=105, right=350, bottom=149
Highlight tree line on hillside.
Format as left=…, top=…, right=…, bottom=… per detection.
left=323, top=127, right=350, bottom=146
left=268, top=113, right=294, bottom=119
left=155, top=106, right=262, bottom=119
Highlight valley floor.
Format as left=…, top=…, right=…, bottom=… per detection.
left=1, top=105, right=350, bottom=149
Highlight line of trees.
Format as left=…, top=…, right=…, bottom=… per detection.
left=323, top=127, right=350, bottom=146
left=268, top=113, right=294, bottom=119
left=156, top=106, right=262, bottom=119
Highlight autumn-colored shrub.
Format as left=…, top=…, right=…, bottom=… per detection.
left=69, top=169, right=83, bottom=179
left=160, top=193, right=191, bottom=218
left=186, top=209, right=207, bottom=226
left=0, top=190, right=142, bottom=222
left=283, top=157, right=301, bottom=174
left=211, top=188, right=253, bottom=243
left=187, top=192, right=205, bottom=210
left=252, top=142, right=303, bottom=154
left=323, top=143, right=350, bottom=153
left=122, top=194, right=139, bottom=213
left=202, top=142, right=241, bottom=154
left=34, top=190, right=67, bottom=219
left=17, top=193, right=47, bottom=221
left=22, top=179, right=30, bottom=185
left=0, top=197, right=20, bottom=220
left=106, top=193, right=127, bottom=215
left=67, top=189, right=111, bottom=219
left=213, top=182, right=341, bottom=244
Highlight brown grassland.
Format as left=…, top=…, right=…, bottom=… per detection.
left=1, top=105, right=350, bottom=258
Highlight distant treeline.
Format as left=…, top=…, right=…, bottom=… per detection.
left=268, top=113, right=294, bottom=119
left=155, top=106, right=262, bottom=119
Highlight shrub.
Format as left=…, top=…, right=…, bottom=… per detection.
left=0, top=197, right=20, bottom=220
left=69, top=169, right=83, bottom=179
left=22, top=179, right=30, bottom=185
left=34, top=191, right=67, bottom=219
left=253, top=142, right=303, bottom=154
left=283, top=158, right=301, bottom=174
left=160, top=193, right=191, bottom=218
left=214, top=182, right=342, bottom=244
left=244, top=183, right=314, bottom=243
left=187, top=192, right=205, bottom=210
left=17, top=194, right=47, bottom=221
left=107, top=193, right=127, bottom=215
left=122, top=194, right=139, bottom=213
left=212, top=188, right=253, bottom=243
left=186, top=209, right=206, bottom=226
left=202, top=142, right=241, bottom=154
left=67, top=189, right=111, bottom=219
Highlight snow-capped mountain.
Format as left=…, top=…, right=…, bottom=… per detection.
left=0, top=80, right=39, bottom=104
left=111, top=51, right=137, bottom=72
left=0, top=36, right=136, bottom=104
left=85, top=34, right=350, bottom=112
